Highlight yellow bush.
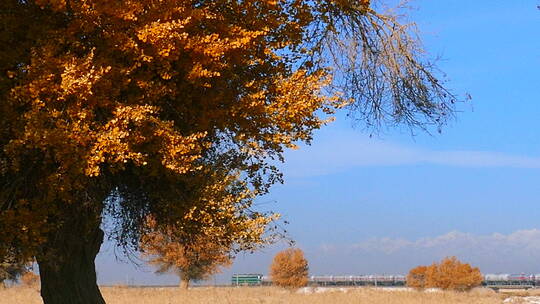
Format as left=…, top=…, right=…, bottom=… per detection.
left=407, top=257, right=482, bottom=291
left=269, top=248, right=309, bottom=289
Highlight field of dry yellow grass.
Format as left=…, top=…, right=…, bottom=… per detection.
left=0, top=286, right=530, bottom=304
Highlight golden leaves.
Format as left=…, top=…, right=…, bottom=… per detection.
left=136, top=19, right=191, bottom=59
left=232, top=69, right=340, bottom=153
left=86, top=105, right=207, bottom=176
left=60, top=50, right=111, bottom=102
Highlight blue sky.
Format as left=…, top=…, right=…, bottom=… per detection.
left=95, top=1, right=540, bottom=285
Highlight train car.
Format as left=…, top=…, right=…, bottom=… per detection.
left=508, top=274, right=535, bottom=286
left=306, top=275, right=406, bottom=287
left=231, top=274, right=263, bottom=286
left=483, top=274, right=535, bottom=288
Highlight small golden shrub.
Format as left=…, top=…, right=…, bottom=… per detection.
left=269, top=248, right=309, bottom=289
left=407, top=257, right=483, bottom=291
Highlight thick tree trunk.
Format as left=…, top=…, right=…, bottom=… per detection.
left=36, top=225, right=105, bottom=304
left=179, top=278, right=189, bottom=290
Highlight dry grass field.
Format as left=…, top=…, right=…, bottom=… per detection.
left=0, top=286, right=526, bottom=304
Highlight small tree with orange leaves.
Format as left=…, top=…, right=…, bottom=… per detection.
left=407, top=257, right=483, bottom=291
left=270, top=248, right=309, bottom=289
left=141, top=220, right=232, bottom=289
left=140, top=170, right=278, bottom=289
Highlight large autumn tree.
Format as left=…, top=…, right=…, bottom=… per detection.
left=0, top=1, right=456, bottom=303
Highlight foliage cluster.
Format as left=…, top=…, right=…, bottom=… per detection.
left=407, top=257, right=483, bottom=291
left=269, top=248, right=309, bottom=289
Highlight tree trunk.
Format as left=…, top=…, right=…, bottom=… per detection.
left=36, top=224, right=105, bottom=304
left=180, top=278, right=189, bottom=290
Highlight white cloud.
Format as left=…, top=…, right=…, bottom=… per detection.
left=352, top=230, right=540, bottom=254
left=282, top=131, right=540, bottom=177
left=310, top=230, right=540, bottom=275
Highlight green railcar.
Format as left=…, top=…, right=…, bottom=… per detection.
left=231, top=274, right=263, bottom=286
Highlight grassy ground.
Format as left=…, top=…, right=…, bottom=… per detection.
left=0, top=286, right=515, bottom=304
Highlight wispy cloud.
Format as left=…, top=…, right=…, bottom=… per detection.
left=352, top=230, right=540, bottom=256
left=312, top=230, right=540, bottom=274
left=282, top=131, right=540, bottom=177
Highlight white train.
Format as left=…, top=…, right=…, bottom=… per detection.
left=307, top=275, right=407, bottom=286
left=239, top=273, right=540, bottom=288
left=258, top=274, right=407, bottom=286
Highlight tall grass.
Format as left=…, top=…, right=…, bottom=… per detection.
left=0, top=286, right=506, bottom=304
